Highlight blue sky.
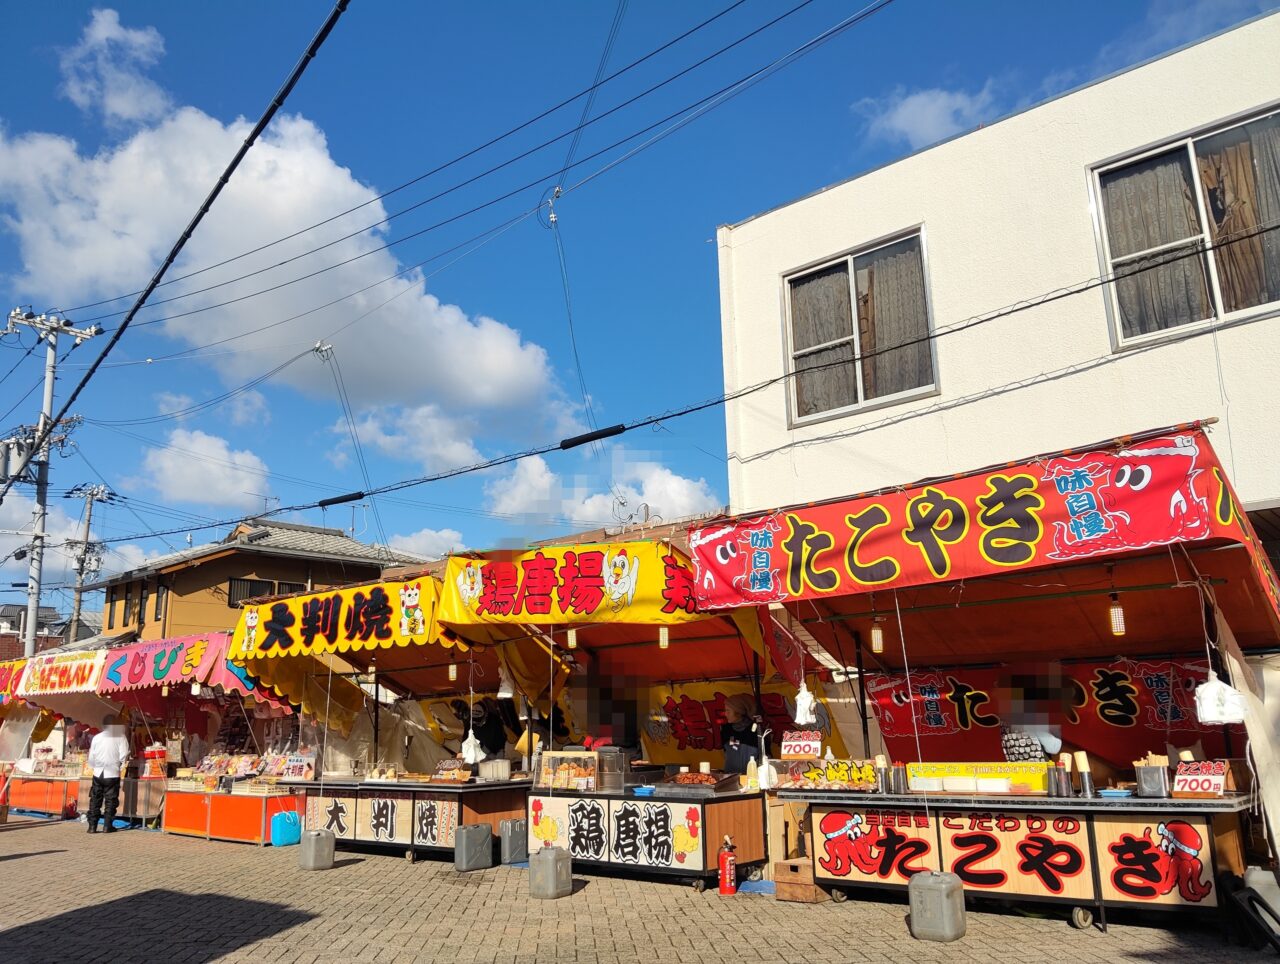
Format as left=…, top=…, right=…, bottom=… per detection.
left=0, top=0, right=1274, bottom=610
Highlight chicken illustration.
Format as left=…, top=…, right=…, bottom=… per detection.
left=530, top=798, right=562, bottom=848
left=456, top=562, right=483, bottom=610
left=602, top=549, right=640, bottom=612
left=672, top=807, right=700, bottom=864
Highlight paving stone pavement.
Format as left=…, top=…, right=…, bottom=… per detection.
left=0, top=820, right=1265, bottom=963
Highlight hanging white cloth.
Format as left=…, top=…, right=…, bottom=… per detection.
left=1195, top=669, right=1248, bottom=725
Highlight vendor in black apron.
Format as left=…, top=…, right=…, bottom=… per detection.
left=720, top=694, right=769, bottom=774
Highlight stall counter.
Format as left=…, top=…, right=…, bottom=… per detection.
left=526, top=788, right=767, bottom=886
left=0, top=773, right=79, bottom=818
left=289, top=779, right=531, bottom=856
left=76, top=776, right=166, bottom=822
left=162, top=788, right=303, bottom=845
left=779, top=789, right=1253, bottom=926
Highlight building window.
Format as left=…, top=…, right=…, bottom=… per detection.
left=107, top=587, right=116, bottom=630
left=123, top=584, right=133, bottom=625
left=1096, top=108, right=1280, bottom=341
left=786, top=232, right=934, bottom=421
left=154, top=584, right=167, bottom=621
left=228, top=578, right=274, bottom=608
left=277, top=581, right=306, bottom=596
left=139, top=586, right=149, bottom=627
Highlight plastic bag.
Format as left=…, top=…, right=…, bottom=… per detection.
left=1195, top=670, right=1247, bottom=725
left=793, top=680, right=818, bottom=726
left=460, top=728, right=487, bottom=764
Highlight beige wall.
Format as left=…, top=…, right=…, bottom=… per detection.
left=717, top=15, right=1280, bottom=514
left=102, top=553, right=385, bottom=640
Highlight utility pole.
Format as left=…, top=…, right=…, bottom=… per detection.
left=5, top=310, right=100, bottom=657
left=65, top=483, right=110, bottom=645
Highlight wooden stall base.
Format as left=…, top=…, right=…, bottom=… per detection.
left=774, top=860, right=829, bottom=903
left=460, top=785, right=528, bottom=837
left=705, top=795, right=767, bottom=866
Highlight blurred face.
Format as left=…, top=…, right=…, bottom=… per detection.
left=725, top=704, right=744, bottom=724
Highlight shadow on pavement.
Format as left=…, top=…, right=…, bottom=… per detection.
left=0, top=850, right=66, bottom=862
left=0, top=889, right=315, bottom=963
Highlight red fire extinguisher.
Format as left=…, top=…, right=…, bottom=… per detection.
left=718, top=834, right=737, bottom=895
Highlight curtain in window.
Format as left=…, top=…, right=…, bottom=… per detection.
left=1197, top=118, right=1274, bottom=313
left=857, top=238, right=932, bottom=399
left=790, top=263, right=857, bottom=416
left=1248, top=114, right=1280, bottom=307
left=1102, top=151, right=1210, bottom=337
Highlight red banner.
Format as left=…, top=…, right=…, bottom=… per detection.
left=688, top=430, right=1255, bottom=610
left=865, top=658, right=1243, bottom=767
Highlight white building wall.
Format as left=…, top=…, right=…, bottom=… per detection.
left=718, top=14, right=1280, bottom=515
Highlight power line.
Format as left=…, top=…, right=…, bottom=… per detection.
left=0, top=0, right=353, bottom=509
left=83, top=349, right=311, bottom=426
left=58, top=0, right=752, bottom=316
left=59, top=213, right=1279, bottom=554
left=81, top=0, right=846, bottom=333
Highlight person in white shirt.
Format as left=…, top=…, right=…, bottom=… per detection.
left=86, top=715, right=130, bottom=834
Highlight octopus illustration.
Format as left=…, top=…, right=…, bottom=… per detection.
left=1043, top=435, right=1212, bottom=560
left=1153, top=820, right=1214, bottom=903
left=817, top=811, right=880, bottom=877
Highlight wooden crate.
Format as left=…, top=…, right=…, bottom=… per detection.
left=774, top=859, right=829, bottom=903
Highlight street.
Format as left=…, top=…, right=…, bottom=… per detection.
left=0, top=820, right=1258, bottom=963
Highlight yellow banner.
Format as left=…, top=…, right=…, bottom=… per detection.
left=640, top=678, right=848, bottom=766
left=229, top=577, right=461, bottom=660
left=439, top=542, right=706, bottom=626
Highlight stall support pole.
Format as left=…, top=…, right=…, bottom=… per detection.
left=372, top=673, right=380, bottom=768
left=853, top=632, right=870, bottom=759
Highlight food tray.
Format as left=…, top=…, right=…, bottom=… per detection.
left=659, top=773, right=740, bottom=797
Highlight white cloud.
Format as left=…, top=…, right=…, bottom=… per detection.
left=346, top=405, right=483, bottom=474
left=0, top=492, right=83, bottom=582
left=0, top=109, right=560, bottom=420
left=102, top=542, right=159, bottom=577
left=139, top=428, right=270, bottom=509
left=485, top=451, right=721, bottom=527
left=228, top=389, right=269, bottom=427
left=1095, top=0, right=1273, bottom=70
left=154, top=391, right=192, bottom=418
left=855, top=1, right=1273, bottom=154
left=486, top=456, right=562, bottom=520
left=59, top=8, right=171, bottom=125
left=856, top=81, right=1000, bottom=151
left=389, top=526, right=465, bottom=560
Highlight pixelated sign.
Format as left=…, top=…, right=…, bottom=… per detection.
left=865, top=658, right=1243, bottom=767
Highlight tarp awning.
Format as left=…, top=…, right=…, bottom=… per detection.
left=229, top=575, right=463, bottom=661
left=686, top=424, right=1280, bottom=631
left=98, top=633, right=261, bottom=697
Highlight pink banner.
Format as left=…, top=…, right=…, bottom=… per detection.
left=98, top=633, right=263, bottom=698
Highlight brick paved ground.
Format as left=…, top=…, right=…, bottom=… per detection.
left=0, top=820, right=1265, bottom=963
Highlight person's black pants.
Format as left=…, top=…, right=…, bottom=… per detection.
left=87, top=776, right=120, bottom=828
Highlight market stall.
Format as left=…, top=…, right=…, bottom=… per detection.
left=95, top=632, right=295, bottom=826
left=229, top=574, right=538, bottom=856
left=688, top=423, right=1278, bottom=924
left=433, top=540, right=798, bottom=886
left=9, top=650, right=123, bottom=817
left=161, top=749, right=311, bottom=844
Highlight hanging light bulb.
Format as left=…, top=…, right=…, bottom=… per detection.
left=659, top=626, right=670, bottom=650
left=190, top=682, right=202, bottom=697
left=160, top=684, right=169, bottom=697
left=1109, top=593, right=1126, bottom=637
left=870, top=621, right=885, bottom=654
left=566, top=627, right=577, bottom=650
left=448, top=662, right=458, bottom=682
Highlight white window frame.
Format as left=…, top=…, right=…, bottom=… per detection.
left=1090, top=102, right=1280, bottom=350
left=780, top=227, right=939, bottom=429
